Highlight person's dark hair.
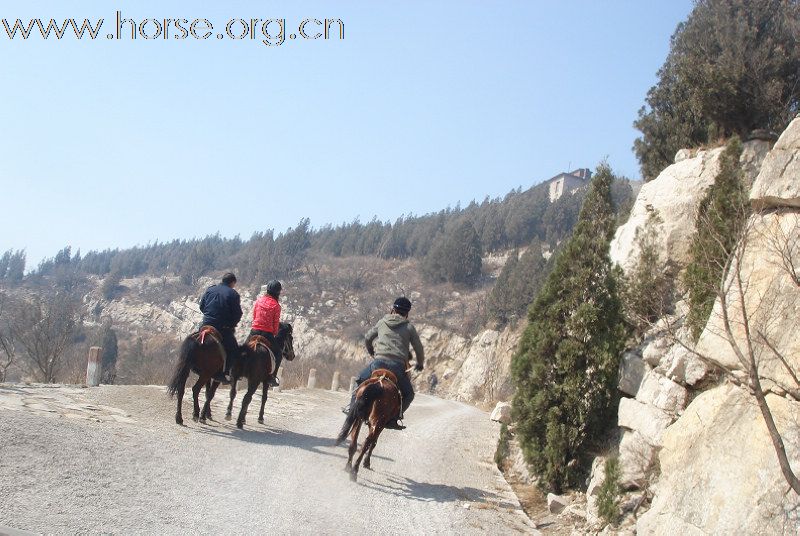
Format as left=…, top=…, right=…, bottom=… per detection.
left=266, top=279, right=282, bottom=298
left=221, top=273, right=237, bottom=286
left=392, top=297, right=412, bottom=316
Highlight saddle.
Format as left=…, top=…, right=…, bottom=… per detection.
left=244, top=334, right=276, bottom=373
left=195, top=325, right=222, bottom=346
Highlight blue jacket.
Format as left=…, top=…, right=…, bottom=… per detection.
left=199, top=283, right=243, bottom=329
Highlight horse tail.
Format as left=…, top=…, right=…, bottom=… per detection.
left=167, top=336, right=196, bottom=398
left=335, top=382, right=381, bottom=445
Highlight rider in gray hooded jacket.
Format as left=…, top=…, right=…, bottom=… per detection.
left=345, top=297, right=424, bottom=430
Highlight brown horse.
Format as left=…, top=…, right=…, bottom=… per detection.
left=167, top=325, right=226, bottom=425
left=335, top=368, right=402, bottom=482
left=225, top=323, right=295, bottom=429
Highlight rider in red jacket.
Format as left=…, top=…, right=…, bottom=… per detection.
left=250, top=280, right=283, bottom=386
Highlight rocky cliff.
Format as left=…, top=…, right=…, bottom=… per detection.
left=602, top=120, right=800, bottom=535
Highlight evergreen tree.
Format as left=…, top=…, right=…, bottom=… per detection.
left=634, top=0, right=800, bottom=179
left=684, top=137, right=748, bottom=340
left=511, top=164, right=628, bottom=492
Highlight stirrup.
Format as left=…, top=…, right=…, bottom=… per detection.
left=385, top=419, right=406, bottom=430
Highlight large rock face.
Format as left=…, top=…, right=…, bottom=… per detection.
left=751, top=117, right=800, bottom=210
left=610, top=147, right=724, bottom=273
left=637, top=383, right=800, bottom=535
left=695, top=211, right=800, bottom=393
left=610, top=140, right=771, bottom=275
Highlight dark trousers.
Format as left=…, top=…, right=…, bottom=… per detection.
left=200, top=324, right=239, bottom=373
left=350, top=359, right=414, bottom=416
left=249, top=329, right=282, bottom=375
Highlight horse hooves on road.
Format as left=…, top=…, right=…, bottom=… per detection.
left=349, top=471, right=358, bottom=483
left=192, top=416, right=199, bottom=422
left=175, top=417, right=183, bottom=425
left=257, top=418, right=264, bottom=424
left=224, top=414, right=231, bottom=421
left=236, top=422, right=244, bottom=429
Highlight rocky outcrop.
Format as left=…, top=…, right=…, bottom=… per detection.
left=695, top=211, right=800, bottom=394
left=610, top=140, right=771, bottom=276
left=751, top=117, right=800, bottom=210
left=610, top=147, right=724, bottom=273
left=637, top=383, right=800, bottom=535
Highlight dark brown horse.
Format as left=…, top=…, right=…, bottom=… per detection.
left=167, top=325, right=226, bottom=425
left=225, top=323, right=295, bottom=429
left=335, top=368, right=402, bottom=482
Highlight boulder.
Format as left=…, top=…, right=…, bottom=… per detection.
left=617, top=398, right=673, bottom=447
left=751, top=117, right=800, bottom=210
left=618, top=430, right=657, bottom=490
left=618, top=352, right=647, bottom=397
left=610, top=147, right=724, bottom=274
left=585, top=456, right=607, bottom=524
left=547, top=493, right=572, bottom=514
left=490, top=402, right=512, bottom=424
left=634, top=371, right=688, bottom=415
left=611, top=139, right=770, bottom=276
left=642, top=337, right=670, bottom=367
left=695, top=211, right=800, bottom=394
left=637, top=384, right=800, bottom=535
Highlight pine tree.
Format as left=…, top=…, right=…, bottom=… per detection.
left=511, top=163, right=628, bottom=492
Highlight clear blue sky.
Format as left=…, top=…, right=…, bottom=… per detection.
left=0, top=1, right=693, bottom=269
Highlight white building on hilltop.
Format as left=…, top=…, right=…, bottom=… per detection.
left=547, top=168, right=592, bottom=202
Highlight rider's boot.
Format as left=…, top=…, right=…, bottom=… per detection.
left=212, top=371, right=230, bottom=385
left=384, top=418, right=406, bottom=430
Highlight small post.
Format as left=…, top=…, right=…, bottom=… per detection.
left=307, top=368, right=317, bottom=389
left=86, top=346, right=102, bottom=387
left=274, top=369, right=284, bottom=393
left=331, top=371, right=341, bottom=391
left=349, top=376, right=357, bottom=393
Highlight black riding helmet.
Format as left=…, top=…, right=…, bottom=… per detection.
left=393, top=296, right=412, bottom=314
left=266, top=279, right=282, bottom=298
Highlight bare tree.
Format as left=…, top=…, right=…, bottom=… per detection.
left=5, top=291, right=82, bottom=383
left=669, top=205, right=800, bottom=494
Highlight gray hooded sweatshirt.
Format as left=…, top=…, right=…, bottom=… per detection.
left=364, top=313, right=425, bottom=368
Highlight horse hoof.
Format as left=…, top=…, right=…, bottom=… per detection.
left=349, top=471, right=358, bottom=483
left=236, top=422, right=244, bottom=429
left=257, top=418, right=264, bottom=424
left=364, top=462, right=371, bottom=470
left=176, top=417, right=183, bottom=425
left=192, top=415, right=199, bottom=422
left=344, top=463, right=351, bottom=472
left=199, top=418, right=206, bottom=425
left=224, top=414, right=232, bottom=421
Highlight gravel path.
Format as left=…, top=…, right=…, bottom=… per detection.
left=0, top=383, right=535, bottom=535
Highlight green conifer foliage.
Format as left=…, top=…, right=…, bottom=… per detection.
left=511, top=164, right=628, bottom=492
left=684, top=137, right=748, bottom=340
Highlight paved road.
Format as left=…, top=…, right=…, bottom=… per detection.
left=0, top=384, right=534, bottom=535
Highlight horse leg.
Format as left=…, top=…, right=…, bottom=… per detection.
left=191, top=378, right=203, bottom=422
left=258, top=383, right=268, bottom=424
left=226, top=375, right=237, bottom=421
left=346, top=419, right=362, bottom=472
left=175, top=380, right=185, bottom=425
left=351, top=426, right=377, bottom=482
left=237, top=379, right=258, bottom=429
left=202, top=380, right=220, bottom=422
left=364, top=426, right=383, bottom=470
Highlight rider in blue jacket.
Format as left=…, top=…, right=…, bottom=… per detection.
left=199, top=272, right=243, bottom=384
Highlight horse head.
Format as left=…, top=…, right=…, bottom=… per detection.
left=277, top=322, right=295, bottom=361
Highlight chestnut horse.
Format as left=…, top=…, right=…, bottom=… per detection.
left=335, top=368, right=402, bottom=482
left=225, top=322, right=295, bottom=429
left=167, top=325, right=226, bottom=425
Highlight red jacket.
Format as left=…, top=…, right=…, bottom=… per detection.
left=252, top=294, right=281, bottom=334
